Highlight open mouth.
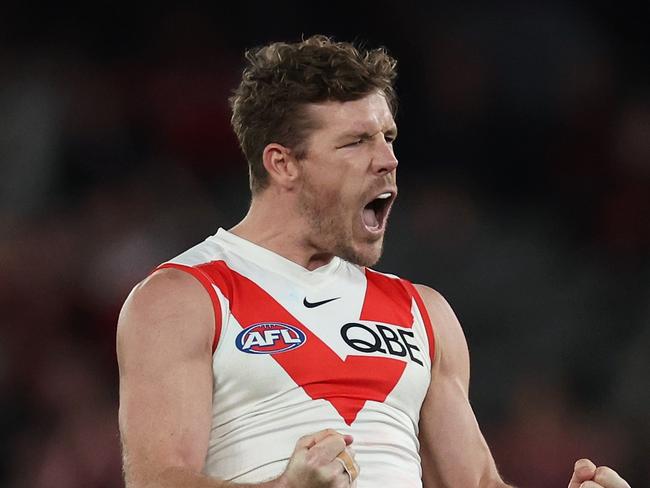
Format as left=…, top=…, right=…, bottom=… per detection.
left=361, top=191, right=396, bottom=233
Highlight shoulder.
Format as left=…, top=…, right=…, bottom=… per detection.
left=412, top=284, right=457, bottom=325
left=120, top=268, right=212, bottom=322
left=412, top=284, right=470, bottom=381
left=117, top=268, right=215, bottom=357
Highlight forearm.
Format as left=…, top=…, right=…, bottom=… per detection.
left=424, top=477, right=515, bottom=488
left=128, top=466, right=284, bottom=488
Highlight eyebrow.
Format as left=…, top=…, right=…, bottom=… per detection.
left=338, top=126, right=398, bottom=142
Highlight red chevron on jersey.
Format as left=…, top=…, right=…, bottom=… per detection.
left=360, top=268, right=414, bottom=326
left=359, top=267, right=436, bottom=364
left=158, top=229, right=433, bottom=485
left=197, top=260, right=409, bottom=425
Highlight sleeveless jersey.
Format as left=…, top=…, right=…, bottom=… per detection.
left=156, top=228, right=435, bottom=487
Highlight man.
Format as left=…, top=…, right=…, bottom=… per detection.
left=117, top=36, right=630, bottom=488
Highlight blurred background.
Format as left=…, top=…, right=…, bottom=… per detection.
left=1, top=2, right=648, bottom=487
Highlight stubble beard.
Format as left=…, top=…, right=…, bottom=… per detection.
left=297, top=177, right=383, bottom=267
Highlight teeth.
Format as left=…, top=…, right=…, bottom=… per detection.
left=377, top=192, right=391, bottom=199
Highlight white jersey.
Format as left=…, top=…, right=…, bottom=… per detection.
left=157, top=228, right=435, bottom=487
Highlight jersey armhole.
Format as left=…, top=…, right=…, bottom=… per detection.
left=401, top=280, right=436, bottom=365
left=155, top=262, right=222, bottom=353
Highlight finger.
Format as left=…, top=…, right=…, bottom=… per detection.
left=569, top=459, right=598, bottom=488
left=336, top=448, right=360, bottom=481
left=334, top=456, right=353, bottom=485
left=347, top=447, right=360, bottom=475
left=593, top=466, right=631, bottom=488
left=579, top=482, right=604, bottom=488
left=296, top=429, right=342, bottom=450
left=307, top=432, right=348, bottom=462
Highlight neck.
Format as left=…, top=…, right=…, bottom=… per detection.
left=228, top=189, right=334, bottom=271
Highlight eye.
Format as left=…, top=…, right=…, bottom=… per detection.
left=384, top=134, right=396, bottom=144
left=345, top=139, right=364, bottom=147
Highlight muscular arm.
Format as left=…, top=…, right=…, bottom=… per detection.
left=415, top=285, right=513, bottom=488
left=117, top=269, right=272, bottom=488
left=118, top=269, right=361, bottom=488
left=415, top=285, right=632, bottom=488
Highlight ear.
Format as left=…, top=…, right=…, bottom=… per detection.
left=262, top=143, right=301, bottom=190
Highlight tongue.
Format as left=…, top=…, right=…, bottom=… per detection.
left=362, top=207, right=379, bottom=228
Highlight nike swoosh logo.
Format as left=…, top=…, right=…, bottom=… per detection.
left=303, top=297, right=340, bottom=308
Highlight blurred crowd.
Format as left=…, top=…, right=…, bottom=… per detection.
left=1, top=3, right=648, bottom=487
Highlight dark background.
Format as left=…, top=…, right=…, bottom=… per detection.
left=1, top=2, right=648, bottom=487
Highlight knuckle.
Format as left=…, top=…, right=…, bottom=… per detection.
left=320, top=436, right=346, bottom=454
left=328, top=431, right=344, bottom=442
left=334, top=436, right=347, bottom=451
left=594, top=465, right=617, bottom=482
left=309, top=443, right=327, bottom=458
left=297, top=433, right=313, bottom=446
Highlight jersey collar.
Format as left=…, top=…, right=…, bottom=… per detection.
left=210, top=228, right=343, bottom=285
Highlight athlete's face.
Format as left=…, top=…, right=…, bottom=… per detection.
left=296, top=92, right=398, bottom=267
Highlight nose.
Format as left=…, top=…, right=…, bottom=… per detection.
left=372, top=138, right=398, bottom=175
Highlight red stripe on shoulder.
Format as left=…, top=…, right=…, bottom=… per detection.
left=155, top=262, right=224, bottom=353
left=401, top=280, right=436, bottom=364
left=195, top=260, right=234, bottom=303
left=360, top=269, right=413, bottom=327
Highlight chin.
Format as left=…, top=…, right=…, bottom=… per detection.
left=337, top=239, right=384, bottom=267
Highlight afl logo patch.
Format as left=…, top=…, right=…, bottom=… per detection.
left=236, top=322, right=307, bottom=354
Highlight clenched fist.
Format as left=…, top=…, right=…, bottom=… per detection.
left=276, top=429, right=360, bottom=488
left=273, top=429, right=359, bottom=488
left=568, top=459, right=631, bottom=488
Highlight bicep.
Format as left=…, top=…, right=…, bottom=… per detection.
left=117, top=269, right=215, bottom=485
left=416, top=285, right=501, bottom=488
left=419, top=372, right=498, bottom=488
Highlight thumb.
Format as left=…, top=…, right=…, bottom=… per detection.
left=568, top=459, right=597, bottom=488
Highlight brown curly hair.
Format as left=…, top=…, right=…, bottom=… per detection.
left=229, top=35, right=398, bottom=194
